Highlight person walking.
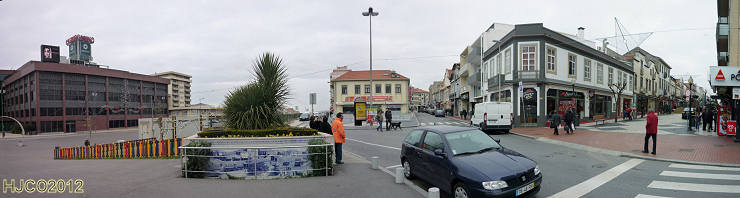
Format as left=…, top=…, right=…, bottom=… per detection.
left=695, top=112, right=701, bottom=131
left=643, top=110, right=658, bottom=155
left=708, top=109, right=715, bottom=132
left=331, top=113, right=346, bottom=164
left=461, top=109, right=467, bottom=120
left=375, top=109, right=384, bottom=132
left=702, top=109, right=711, bottom=131
left=564, top=109, right=575, bottom=134
left=550, top=112, right=561, bottom=135
left=309, top=116, right=318, bottom=130
left=319, top=116, right=332, bottom=135
left=385, top=109, right=393, bottom=131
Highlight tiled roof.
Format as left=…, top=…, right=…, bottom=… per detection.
left=333, top=70, right=409, bottom=81
left=412, top=88, right=428, bottom=93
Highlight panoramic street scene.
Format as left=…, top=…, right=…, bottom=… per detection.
left=2, top=0, right=740, bottom=198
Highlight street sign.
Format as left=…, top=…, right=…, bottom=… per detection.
left=685, top=89, right=691, bottom=97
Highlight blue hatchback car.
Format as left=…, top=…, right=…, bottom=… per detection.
left=400, top=126, right=541, bottom=198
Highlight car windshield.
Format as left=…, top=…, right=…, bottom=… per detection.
left=444, top=130, right=501, bottom=155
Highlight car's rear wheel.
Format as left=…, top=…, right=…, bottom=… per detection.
left=402, top=160, right=414, bottom=179
left=453, top=182, right=469, bottom=198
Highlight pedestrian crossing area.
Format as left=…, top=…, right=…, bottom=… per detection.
left=418, top=121, right=470, bottom=126
left=635, top=163, right=740, bottom=197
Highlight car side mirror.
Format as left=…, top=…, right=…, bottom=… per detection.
left=434, top=149, right=445, bottom=157
left=493, top=138, right=501, bottom=143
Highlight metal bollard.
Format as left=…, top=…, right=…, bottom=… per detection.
left=395, top=167, right=404, bottom=183
left=427, top=187, right=440, bottom=198
left=371, top=156, right=379, bottom=169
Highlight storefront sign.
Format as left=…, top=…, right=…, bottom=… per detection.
left=345, top=96, right=392, bottom=102
left=734, top=88, right=740, bottom=99
left=709, top=66, right=740, bottom=87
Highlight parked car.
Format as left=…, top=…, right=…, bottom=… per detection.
left=681, top=108, right=696, bottom=119
left=299, top=113, right=310, bottom=121
left=471, top=102, right=513, bottom=133
left=428, top=108, right=436, bottom=115
left=435, top=109, right=445, bottom=117
left=401, top=126, right=541, bottom=198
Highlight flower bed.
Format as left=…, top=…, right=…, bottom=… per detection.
left=181, top=128, right=334, bottom=179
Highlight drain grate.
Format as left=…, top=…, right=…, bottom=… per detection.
left=679, top=148, right=695, bottom=152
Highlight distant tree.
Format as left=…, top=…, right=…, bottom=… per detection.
left=609, top=81, right=628, bottom=123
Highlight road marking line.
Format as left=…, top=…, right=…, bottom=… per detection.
left=347, top=138, right=401, bottom=150
left=386, top=164, right=402, bottom=169
left=647, top=181, right=740, bottom=193
left=659, top=171, right=740, bottom=180
left=549, top=159, right=644, bottom=198
left=668, top=163, right=740, bottom=171
left=634, top=194, right=672, bottom=198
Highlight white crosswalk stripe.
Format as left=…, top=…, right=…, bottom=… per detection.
left=634, top=194, right=671, bottom=198
left=642, top=163, right=740, bottom=195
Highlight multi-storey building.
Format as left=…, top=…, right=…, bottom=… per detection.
left=462, top=23, right=515, bottom=113
left=409, top=87, right=428, bottom=111
left=710, top=0, right=740, bottom=138
left=152, top=71, right=191, bottom=108
left=329, top=68, right=410, bottom=114
left=428, top=81, right=442, bottom=108
left=481, top=23, right=634, bottom=127
left=2, top=61, right=169, bottom=134
left=624, top=47, right=673, bottom=114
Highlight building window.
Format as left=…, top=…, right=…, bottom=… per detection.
left=505, top=49, right=512, bottom=73
left=483, top=61, right=489, bottom=80
left=40, top=107, right=62, bottom=117
left=395, top=84, right=402, bottom=93
left=521, top=45, right=536, bottom=71
left=341, top=85, right=347, bottom=95
left=375, top=84, right=381, bottom=93
left=596, top=63, right=604, bottom=84
left=584, top=59, right=592, bottom=81
left=568, top=54, right=577, bottom=77
left=385, top=84, right=391, bottom=93
left=629, top=76, right=634, bottom=91
left=365, top=85, right=371, bottom=94
left=355, top=85, right=361, bottom=94
left=618, top=71, right=623, bottom=85
left=608, top=67, right=614, bottom=85
left=546, top=47, right=556, bottom=73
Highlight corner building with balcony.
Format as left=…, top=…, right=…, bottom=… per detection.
left=2, top=61, right=170, bottom=134
left=482, top=23, right=634, bottom=127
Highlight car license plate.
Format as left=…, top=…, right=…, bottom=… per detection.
left=515, top=182, right=535, bottom=196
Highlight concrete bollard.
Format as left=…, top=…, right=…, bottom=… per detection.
left=371, top=156, right=379, bottom=169
left=395, top=167, right=404, bottom=184
left=427, top=187, right=440, bottom=198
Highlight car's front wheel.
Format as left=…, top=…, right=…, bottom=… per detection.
left=453, top=182, right=469, bottom=198
left=402, top=160, right=414, bottom=179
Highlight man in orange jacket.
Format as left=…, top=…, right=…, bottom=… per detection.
left=332, top=113, right=346, bottom=164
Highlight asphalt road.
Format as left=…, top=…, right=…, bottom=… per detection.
left=341, top=112, right=740, bottom=198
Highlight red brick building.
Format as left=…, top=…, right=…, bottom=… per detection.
left=2, top=61, right=170, bottom=134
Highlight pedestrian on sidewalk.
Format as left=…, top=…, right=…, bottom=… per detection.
left=564, top=109, right=575, bottom=134
left=550, top=112, right=561, bottom=135
left=703, top=109, right=712, bottom=131
left=375, top=109, right=384, bottom=132
left=309, top=116, right=319, bottom=130
left=332, top=113, right=345, bottom=164
left=385, top=109, right=392, bottom=131
left=319, top=116, right=332, bottom=135
left=695, top=112, right=701, bottom=131
left=643, top=110, right=658, bottom=155
left=461, top=109, right=467, bottom=120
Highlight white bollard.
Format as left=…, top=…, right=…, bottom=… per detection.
left=395, top=167, right=404, bottom=183
left=427, top=187, right=440, bottom=198
left=371, top=156, right=379, bottom=169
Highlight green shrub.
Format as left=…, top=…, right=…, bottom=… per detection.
left=10, top=123, right=35, bottom=134
left=183, top=141, right=211, bottom=178
left=224, top=52, right=289, bottom=130
left=307, top=139, right=333, bottom=176
left=197, top=127, right=318, bottom=138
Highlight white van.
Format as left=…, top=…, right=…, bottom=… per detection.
left=471, top=102, right=513, bottom=133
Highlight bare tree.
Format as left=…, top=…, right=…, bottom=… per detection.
left=85, top=116, right=93, bottom=141
left=609, top=81, right=628, bottom=123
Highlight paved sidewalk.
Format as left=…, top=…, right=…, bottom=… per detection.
left=511, top=127, right=740, bottom=165
left=579, top=113, right=718, bottom=136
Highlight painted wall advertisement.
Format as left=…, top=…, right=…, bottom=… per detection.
left=354, top=102, right=366, bottom=121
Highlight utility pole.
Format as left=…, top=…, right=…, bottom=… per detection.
left=362, top=7, right=379, bottom=108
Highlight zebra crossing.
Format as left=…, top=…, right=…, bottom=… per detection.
left=418, top=121, right=470, bottom=126
left=635, top=163, right=740, bottom=197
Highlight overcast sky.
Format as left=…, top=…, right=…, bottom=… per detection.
left=0, top=0, right=717, bottom=112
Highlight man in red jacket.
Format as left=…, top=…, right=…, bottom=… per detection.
left=643, top=110, right=658, bottom=155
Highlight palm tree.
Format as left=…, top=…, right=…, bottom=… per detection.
left=223, top=52, right=290, bottom=130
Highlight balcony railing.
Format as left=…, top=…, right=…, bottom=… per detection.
left=719, top=52, right=729, bottom=65
left=717, top=23, right=729, bottom=37
left=518, top=70, right=539, bottom=80
left=487, top=74, right=505, bottom=89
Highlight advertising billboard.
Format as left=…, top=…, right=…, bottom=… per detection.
left=40, top=45, right=60, bottom=63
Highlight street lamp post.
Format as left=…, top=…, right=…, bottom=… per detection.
left=362, top=7, right=378, bottom=108
left=688, top=77, right=693, bottom=131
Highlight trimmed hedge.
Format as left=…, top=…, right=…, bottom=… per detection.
left=198, top=127, right=318, bottom=138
